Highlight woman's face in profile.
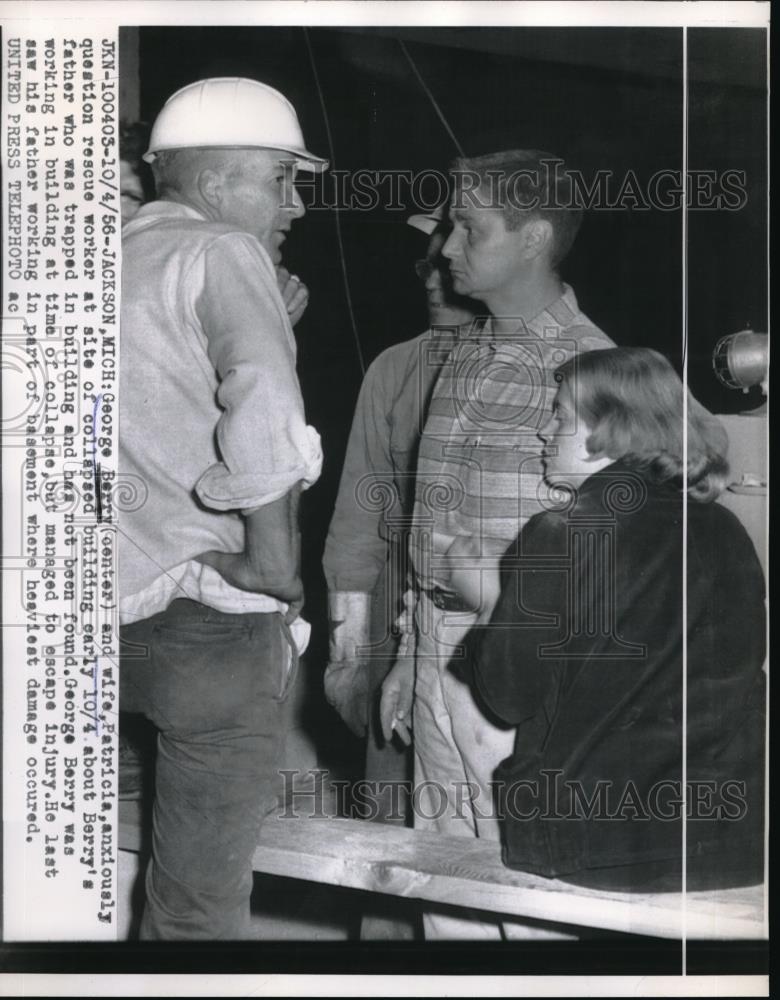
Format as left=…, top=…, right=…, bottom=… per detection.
left=540, top=382, right=609, bottom=487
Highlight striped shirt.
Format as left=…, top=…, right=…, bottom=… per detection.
left=411, top=284, right=613, bottom=589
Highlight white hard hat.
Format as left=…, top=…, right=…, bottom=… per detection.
left=144, top=77, right=328, bottom=172
left=407, top=202, right=445, bottom=235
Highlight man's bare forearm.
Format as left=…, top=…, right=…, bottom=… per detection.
left=197, top=484, right=303, bottom=602
left=244, top=484, right=302, bottom=593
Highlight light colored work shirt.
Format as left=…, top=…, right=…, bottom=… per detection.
left=119, top=201, right=321, bottom=625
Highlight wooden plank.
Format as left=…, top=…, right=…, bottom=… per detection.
left=117, top=806, right=766, bottom=940
left=252, top=816, right=766, bottom=940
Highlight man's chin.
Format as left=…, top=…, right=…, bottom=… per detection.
left=429, top=307, right=461, bottom=329
left=258, top=234, right=284, bottom=264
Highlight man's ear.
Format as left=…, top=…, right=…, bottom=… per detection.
left=197, top=168, right=223, bottom=211
left=520, top=217, right=554, bottom=262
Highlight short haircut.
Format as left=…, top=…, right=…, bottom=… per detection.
left=151, top=147, right=244, bottom=199
left=451, top=149, right=583, bottom=266
left=556, top=347, right=729, bottom=502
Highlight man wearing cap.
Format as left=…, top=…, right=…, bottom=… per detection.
left=322, top=211, right=476, bottom=937
left=119, top=78, right=327, bottom=939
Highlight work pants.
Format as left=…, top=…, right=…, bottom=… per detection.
left=413, top=592, right=574, bottom=940
left=120, top=597, right=295, bottom=940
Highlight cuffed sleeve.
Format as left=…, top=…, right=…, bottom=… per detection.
left=197, top=423, right=322, bottom=510
left=327, top=590, right=372, bottom=661
left=192, top=233, right=322, bottom=511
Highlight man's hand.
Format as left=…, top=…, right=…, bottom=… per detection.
left=323, top=659, right=369, bottom=737
left=440, top=535, right=504, bottom=623
left=197, top=549, right=303, bottom=607
left=379, top=657, right=414, bottom=746
left=277, top=267, right=309, bottom=327
left=394, top=587, right=417, bottom=647
left=197, top=489, right=303, bottom=615
left=284, top=595, right=304, bottom=626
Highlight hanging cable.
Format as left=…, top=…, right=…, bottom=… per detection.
left=302, top=27, right=366, bottom=376
left=397, top=39, right=465, bottom=157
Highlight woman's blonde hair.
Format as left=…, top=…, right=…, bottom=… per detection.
left=556, top=347, right=729, bottom=502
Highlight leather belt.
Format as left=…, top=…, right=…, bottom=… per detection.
left=423, top=586, right=475, bottom=613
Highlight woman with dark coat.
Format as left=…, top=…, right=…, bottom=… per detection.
left=468, top=347, right=766, bottom=892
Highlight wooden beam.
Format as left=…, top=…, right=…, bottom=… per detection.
left=117, top=804, right=766, bottom=940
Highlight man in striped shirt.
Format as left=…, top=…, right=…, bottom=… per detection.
left=381, top=149, right=614, bottom=939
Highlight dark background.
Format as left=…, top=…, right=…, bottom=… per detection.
left=130, top=24, right=768, bottom=769
left=135, top=25, right=768, bottom=403
left=134, top=27, right=768, bottom=500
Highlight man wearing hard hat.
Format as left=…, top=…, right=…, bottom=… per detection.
left=118, top=78, right=327, bottom=939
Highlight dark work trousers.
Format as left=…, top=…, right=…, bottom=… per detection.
left=360, top=563, right=418, bottom=939
left=120, top=598, right=296, bottom=940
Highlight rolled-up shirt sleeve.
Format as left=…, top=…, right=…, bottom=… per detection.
left=192, top=233, right=322, bottom=511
